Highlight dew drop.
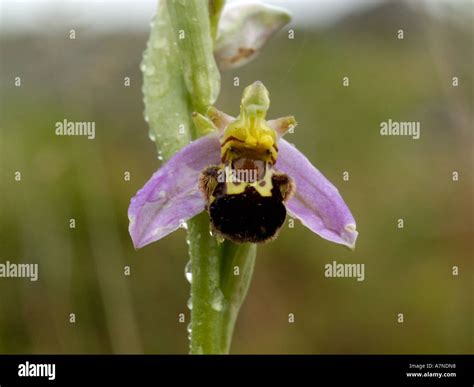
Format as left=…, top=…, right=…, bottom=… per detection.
left=153, top=38, right=167, bottom=50
left=145, top=64, right=155, bottom=76
left=211, top=289, right=224, bottom=312
left=209, top=228, right=224, bottom=242
left=148, top=129, right=156, bottom=142
left=179, top=219, right=188, bottom=230
left=187, top=322, right=192, bottom=340
left=187, top=296, right=193, bottom=310
left=184, top=260, right=192, bottom=284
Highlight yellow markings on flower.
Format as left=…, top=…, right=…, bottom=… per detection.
left=220, top=121, right=277, bottom=163
left=220, top=81, right=278, bottom=164
left=223, top=180, right=246, bottom=195
left=223, top=164, right=274, bottom=197
left=252, top=167, right=273, bottom=197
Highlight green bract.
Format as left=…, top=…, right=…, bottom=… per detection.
left=168, top=0, right=221, bottom=112
left=141, top=1, right=193, bottom=160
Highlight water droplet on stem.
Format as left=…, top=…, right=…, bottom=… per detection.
left=185, top=260, right=192, bottom=284
left=211, top=289, right=224, bottom=312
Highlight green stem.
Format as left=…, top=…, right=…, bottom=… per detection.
left=187, top=214, right=222, bottom=354
left=187, top=216, right=256, bottom=354
left=218, top=242, right=257, bottom=353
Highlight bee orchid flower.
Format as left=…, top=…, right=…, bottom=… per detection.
left=129, top=81, right=358, bottom=250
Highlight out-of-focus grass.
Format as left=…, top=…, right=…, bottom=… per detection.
left=0, top=2, right=472, bottom=353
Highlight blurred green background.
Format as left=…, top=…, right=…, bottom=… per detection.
left=0, top=0, right=473, bottom=354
